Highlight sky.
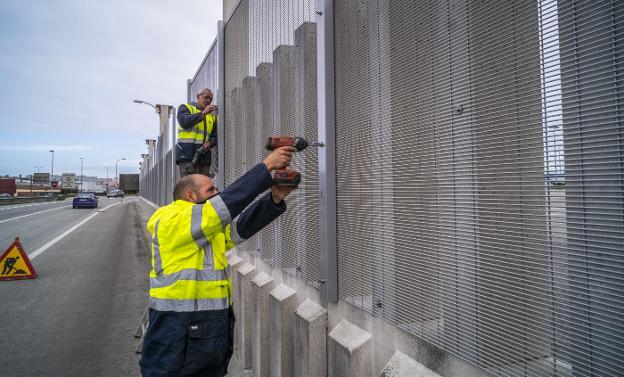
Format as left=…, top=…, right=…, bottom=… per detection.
left=0, top=0, right=222, bottom=179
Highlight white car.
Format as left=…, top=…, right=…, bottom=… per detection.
left=107, top=189, right=125, bottom=198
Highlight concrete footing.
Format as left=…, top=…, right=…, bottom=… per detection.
left=252, top=272, right=276, bottom=377
left=270, top=283, right=298, bottom=377
left=227, top=252, right=243, bottom=271
left=328, top=319, right=373, bottom=377
left=225, top=251, right=484, bottom=377
left=294, top=299, right=327, bottom=377
left=227, top=253, right=243, bottom=355
left=380, top=351, right=442, bottom=377
left=235, top=262, right=257, bottom=368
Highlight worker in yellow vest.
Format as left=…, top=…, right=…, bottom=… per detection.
left=139, top=144, right=297, bottom=377
left=176, top=88, right=218, bottom=177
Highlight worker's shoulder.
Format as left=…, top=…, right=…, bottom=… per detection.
left=149, top=201, right=191, bottom=223
left=179, top=102, right=199, bottom=111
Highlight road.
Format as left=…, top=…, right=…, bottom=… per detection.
left=0, top=197, right=151, bottom=377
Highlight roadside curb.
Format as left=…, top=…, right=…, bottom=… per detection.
left=139, top=197, right=158, bottom=210
left=136, top=197, right=158, bottom=254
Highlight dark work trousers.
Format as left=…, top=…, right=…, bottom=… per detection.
left=140, top=307, right=235, bottom=377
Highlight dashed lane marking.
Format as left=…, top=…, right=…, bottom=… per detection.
left=0, top=201, right=68, bottom=211
left=28, top=202, right=121, bottom=260
left=0, top=205, right=72, bottom=224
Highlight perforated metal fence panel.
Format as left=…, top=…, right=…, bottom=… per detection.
left=189, top=42, right=219, bottom=101
left=223, top=0, right=319, bottom=284
left=188, top=43, right=220, bottom=179
left=334, top=0, right=623, bottom=376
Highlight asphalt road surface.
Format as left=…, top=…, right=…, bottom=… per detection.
left=0, top=197, right=151, bottom=377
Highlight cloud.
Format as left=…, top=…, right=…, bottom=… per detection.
left=0, top=0, right=222, bottom=177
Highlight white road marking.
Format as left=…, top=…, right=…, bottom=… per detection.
left=29, top=202, right=121, bottom=260
left=0, top=205, right=72, bottom=224
left=0, top=201, right=66, bottom=211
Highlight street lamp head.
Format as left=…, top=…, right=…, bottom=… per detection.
left=49, top=149, right=54, bottom=153
left=133, top=99, right=157, bottom=111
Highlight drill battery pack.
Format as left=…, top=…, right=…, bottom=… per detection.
left=272, top=169, right=301, bottom=186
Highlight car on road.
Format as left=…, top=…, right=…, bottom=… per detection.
left=0, top=193, right=13, bottom=199
left=107, top=189, right=125, bottom=198
left=73, top=192, right=98, bottom=208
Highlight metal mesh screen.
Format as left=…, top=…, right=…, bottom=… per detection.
left=223, top=0, right=319, bottom=284
left=334, top=1, right=623, bottom=376
left=189, top=42, right=220, bottom=179
left=190, top=42, right=219, bottom=101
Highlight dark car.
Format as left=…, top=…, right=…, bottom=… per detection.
left=73, top=192, right=98, bottom=208
left=107, top=189, right=124, bottom=198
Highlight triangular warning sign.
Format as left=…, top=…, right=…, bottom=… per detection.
left=0, top=238, right=37, bottom=281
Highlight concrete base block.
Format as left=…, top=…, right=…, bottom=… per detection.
left=228, top=252, right=244, bottom=353
left=328, top=319, right=373, bottom=377
left=252, top=272, right=276, bottom=377
left=294, top=299, right=327, bottom=377
left=380, top=351, right=442, bottom=377
left=236, top=262, right=257, bottom=368
left=228, top=253, right=243, bottom=275
left=270, top=283, right=298, bottom=377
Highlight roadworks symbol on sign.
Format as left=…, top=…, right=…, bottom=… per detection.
left=0, top=238, right=37, bottom=281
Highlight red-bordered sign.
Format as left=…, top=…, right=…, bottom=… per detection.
left=0, top=238, right=37, bottom=281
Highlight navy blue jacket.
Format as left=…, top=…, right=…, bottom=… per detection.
left=219, top=162, right=285, bottom=239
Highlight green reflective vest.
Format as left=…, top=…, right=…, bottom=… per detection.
left=147, top=197, right=238, bottom=312
left=177, top=103, right=216, bottom=145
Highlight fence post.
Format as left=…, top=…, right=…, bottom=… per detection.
left=317, top=0, right=337, bottom=304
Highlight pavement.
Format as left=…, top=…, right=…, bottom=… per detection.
left=0, top=197, right=150, bottom=377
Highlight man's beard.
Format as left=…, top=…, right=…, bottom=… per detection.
left=194, top=191, right=208, bottom=205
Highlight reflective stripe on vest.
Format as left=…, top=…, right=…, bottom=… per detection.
left=148, top=196, right=232, bottom=312
left=177, top=103, right=215, bottom=144
left=229, top=218, right=245, bottom=245
left=149, top=296, right=229, bottom=312
left=152, top=220, right=163, bottom=275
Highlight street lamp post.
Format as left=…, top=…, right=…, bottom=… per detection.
left=49, top=150, right=55, bottom=179
left=80, top=157, right=84, bottom=191
left=34, top=166, right=43, bottom=173
left=105, top=167, right=109, bottom=192
left=115, top=158, right=126, bottom=188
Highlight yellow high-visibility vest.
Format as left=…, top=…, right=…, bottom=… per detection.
left=147, top=197, right=239, bottom=312
left=177, top=103, right=216, bottom=145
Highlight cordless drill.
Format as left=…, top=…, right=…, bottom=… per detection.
left=186, top=140, right=215, bottom=174
left=265, top=137, right=317, bottom=186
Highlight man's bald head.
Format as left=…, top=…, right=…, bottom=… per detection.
left=173, top=175, right=197, bottom=201
left=173, top=174, right=218, bottom=203
left=197, top=88, right=213, bottom=97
